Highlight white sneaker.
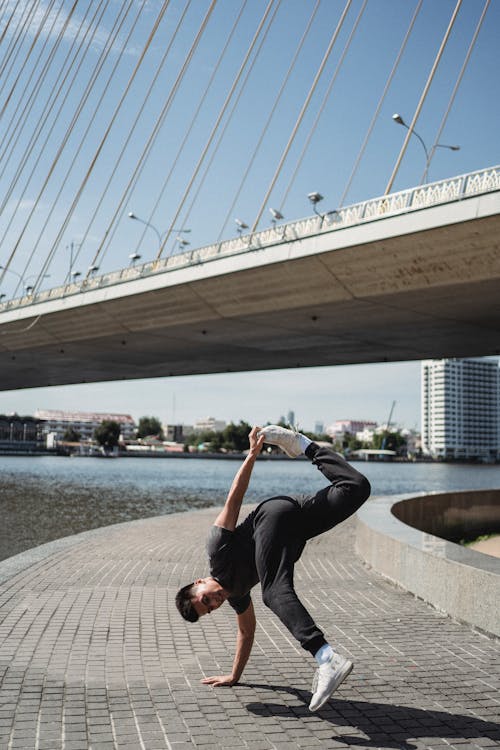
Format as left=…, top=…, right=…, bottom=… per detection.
left=258, top=425, right=302, bottom=458
left=309, top=653, right=353, bottom=712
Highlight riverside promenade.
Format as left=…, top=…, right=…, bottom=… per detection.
left=0, top=505, right=498, bottom=750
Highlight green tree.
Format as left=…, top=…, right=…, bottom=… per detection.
left=62, top=427, right=80, bottom=442
left=94, top=420, right=121, bottom=450
left=372, top=430, right=406, bottom=453
left=221, top=421, right=252, bottom=452
left=137, top=416, right=164, bottom=440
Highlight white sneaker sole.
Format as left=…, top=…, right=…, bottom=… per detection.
left=309, top=660, right=353, bottom=712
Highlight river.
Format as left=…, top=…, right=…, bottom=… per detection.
left=2, top=454, right=500, bottom=563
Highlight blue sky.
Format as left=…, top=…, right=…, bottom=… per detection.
left=0, top=0, right=498, bottom=431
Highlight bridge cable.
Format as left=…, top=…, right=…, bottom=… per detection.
left=0, top=0, right=87, bottom=176
left=95, top=0, right=272, bottom=268
left=154, top=0, right=277, bottom=259
left=0, top=2, right=20, bottom=48
left=384, top=0, right=463, bottom=195
left=87, top=0, right=219, bottom=272
left=280, top=0, right=368, bottom=211
left=0, top=1, right=107, bottom=218
left=251, top=0, right=353, bottom=232
left=0, top=0, right=62, bottom=127
left=418, top=0, right=491, bottom=184
left=0, top=1, right=42, bottom=91
left=0, top=1, right=111, bottom=290
left=0, top=0, right=125, bottom=290
left=26, top=0, right=148, bottom=295
left=0, top=0, right=93, bottom=288
left=178, top=0, right=284, bottom=248
left=130, top=1, right=251, bottom=257
left=216, top=0, right=322, bottom=242
left=75, top=1, right=199, bottom=270
left=338, top=0, right=423, bottom=208
left=2, top=0, right=135, bottom=294
left=58, top=0, right=179, bottom=278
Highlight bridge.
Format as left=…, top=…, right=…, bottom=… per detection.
left=0, top=166, right=499, bottom=390
left=0, top=2, right=499, bottom=390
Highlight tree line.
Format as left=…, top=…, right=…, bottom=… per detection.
left=62, top=416, right=410, bottom=455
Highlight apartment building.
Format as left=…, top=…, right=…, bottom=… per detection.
left=421, top=358, right=500, bottom=461
left=35, top=409, right=136, bottom=442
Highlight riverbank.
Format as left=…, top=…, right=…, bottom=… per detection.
left=1, top=446, right=493, bottom=463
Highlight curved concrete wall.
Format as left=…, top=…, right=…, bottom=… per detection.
left=355, top=491, right=500, bottom=638
left=392, top=489, right=500, bottom=543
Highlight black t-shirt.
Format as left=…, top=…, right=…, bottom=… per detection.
left=206, top=513, right=258, bottom=614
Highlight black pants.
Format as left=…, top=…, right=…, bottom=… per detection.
left=252, top=444, right=371, bottom=655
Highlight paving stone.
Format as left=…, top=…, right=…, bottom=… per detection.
left=0, top=508, right=498, bottom=750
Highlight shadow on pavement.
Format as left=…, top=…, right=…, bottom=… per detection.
left=243, top=683, right=500, bottom=749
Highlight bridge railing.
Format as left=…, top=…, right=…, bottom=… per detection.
left=1, top=165, right=499, bottom=312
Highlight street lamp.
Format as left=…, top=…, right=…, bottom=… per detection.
left=128, top=212, right=191, bottom=253
left=174, top=236, right=190, bottom=252
left=235, top=218, right=248, bottom=236
left=0, top=266, right=50, bottom=297
left=392, top=113, right=460, bottom=183
left=66, top=241, right=82, bottom=283
left=308, top=191, right=324, bottom=217
left=269, top=208, right=284, bottom=228
left=128, top=252, right=141, bottom=266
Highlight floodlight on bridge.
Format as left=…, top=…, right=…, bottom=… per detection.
left=129, top=252, right=142, bottom=266
left=308, top=191, right=324, bottom=217
left=88, top=265, right=99, bottom=275
left=269, top=208, right=283, bottom=221
left=235, top=218, right=248, bottom=235
left=392, top=113, right=460, bottom=183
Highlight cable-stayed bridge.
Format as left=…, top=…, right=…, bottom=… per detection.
left=0, top=1, right=499, bottom=389
left=0, top=167, right=499, bottom=390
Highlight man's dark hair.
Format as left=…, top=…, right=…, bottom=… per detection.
left=175, top=582, right=199, bottom=623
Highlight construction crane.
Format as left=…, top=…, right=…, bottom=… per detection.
left=381, top=401, right=396, bottom=450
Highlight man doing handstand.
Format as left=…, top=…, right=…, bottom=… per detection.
left=175, top=425, right=371, bottom=712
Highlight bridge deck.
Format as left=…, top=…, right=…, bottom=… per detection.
left=1, top=171, right=499, bottom=389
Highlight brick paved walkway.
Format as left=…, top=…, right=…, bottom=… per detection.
left=0, top=506, right=498, bottom=750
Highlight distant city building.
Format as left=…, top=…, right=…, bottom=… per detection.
left=326, top=419, right=378, bottom=440
left=0, top=413, right=45, bottom=451
left=193, top=416, right=226, bottom=433
left=421, top=358, right=500, bottom=461
left=287, top=410, right=295, bottom=427
left=35, top=409, right=136, bottom=442
left=314, top=421, right=324, bottom=435
left=163, top=424, right=193, bottom=442
left=356, top=426, right=377, bottom=443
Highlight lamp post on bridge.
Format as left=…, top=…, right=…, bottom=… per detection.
left=128, top=212, right=191, bottom=256
left=392, top=113, right=460, bottom=184
left=0, top=265, right=50, bottom=297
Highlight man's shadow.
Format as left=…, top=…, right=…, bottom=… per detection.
left=241, top=683, right=500, bottom=749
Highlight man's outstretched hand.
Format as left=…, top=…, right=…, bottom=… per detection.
left=201, top=674, right=237, bottom=687
left=248, top=425, right=265, bottom=455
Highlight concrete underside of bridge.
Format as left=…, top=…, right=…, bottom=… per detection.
left=0, top=190, right=499, bottom=390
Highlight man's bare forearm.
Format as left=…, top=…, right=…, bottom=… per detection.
left=214, top=427, right=263, bottom=530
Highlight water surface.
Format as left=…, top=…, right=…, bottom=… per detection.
left=2, top=454, right=500, bottom=562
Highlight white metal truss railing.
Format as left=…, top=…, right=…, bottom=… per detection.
left=1, top=165, right=499, bottom=312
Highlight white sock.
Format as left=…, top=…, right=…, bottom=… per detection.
left=298, top=433, right=312, bottom=453
left=314, top=643, right=334, bottom=666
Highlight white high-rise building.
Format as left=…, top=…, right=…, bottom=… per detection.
left=421, top=358, right=500, bottom=461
